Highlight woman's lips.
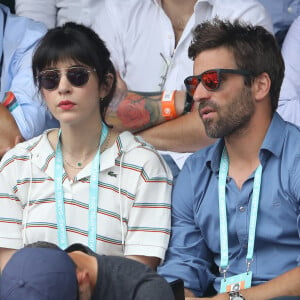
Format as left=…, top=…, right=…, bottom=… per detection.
left=58, top=100, right=76, bottom=110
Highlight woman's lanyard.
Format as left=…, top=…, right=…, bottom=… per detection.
left=219, top=148, right=262, bottom=292
left=54, top=123, right=108, bottom=251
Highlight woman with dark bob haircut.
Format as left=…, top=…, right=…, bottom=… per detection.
left=0, top=22, right=172, bottom=271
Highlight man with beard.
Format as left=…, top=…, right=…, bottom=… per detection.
left=158, top=19, right=300, bottom=300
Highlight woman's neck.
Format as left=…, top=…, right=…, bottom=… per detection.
left=48, top=122, right=103, bottom=179
left=59, top=121, right=103, bottom=156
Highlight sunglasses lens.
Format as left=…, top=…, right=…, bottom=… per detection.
left=67, top=68, right=90, bottom=87
left=39, top=71, right=60, bottom=90
left=38, top=68, right=91, bottom=90
left=202, top=71, right=219, bottom=90
left=185, top=76, right=199, bottom=96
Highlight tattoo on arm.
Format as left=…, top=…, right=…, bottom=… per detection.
left=106, top=91, right=164, bottom=132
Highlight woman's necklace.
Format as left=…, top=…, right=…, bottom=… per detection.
left=62, top=144, right=99, bottom=169
left=63, top=158, right=86, bottom=169
left=62, top=129, right=111, bottom=169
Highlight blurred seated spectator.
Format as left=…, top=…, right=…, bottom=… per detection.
left=0, top=4, right=57, bottom=159
left=92, top=0, right=273, bottom=178
left=0, top=242, right=175, bottom=300
left=278, top=16, right=300, bottom=126
left=258, top=0, right=300, bottom=46
left=15, top=0, right=98, bottom=28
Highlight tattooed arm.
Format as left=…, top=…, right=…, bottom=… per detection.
left=106, top=89, right=186, bottom=132
left=106, top=89, right=214, bottom=152
left=106, top=73, right=214, bottom=152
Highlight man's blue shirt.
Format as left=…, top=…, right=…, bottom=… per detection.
left=159, top=113, right=300, bottom=296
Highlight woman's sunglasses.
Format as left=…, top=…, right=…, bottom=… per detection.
left=37, top=66, right=96, bottom=90
left=184, top=68, right=251, bottom=96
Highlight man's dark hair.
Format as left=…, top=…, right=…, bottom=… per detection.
left=188, top=18, right=285, bottom=112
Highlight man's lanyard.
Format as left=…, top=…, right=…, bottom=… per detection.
left=219, top=147, right=262, bottom=276
left=54, top=123, right=108, bottom=251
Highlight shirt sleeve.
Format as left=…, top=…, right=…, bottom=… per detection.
left=158, top=160, right=215, bottom=297
left=0, top=150, right=24, bottom=249
left=2, top=16, right=51, bottom=140
left=124, top=150, right=173, bottom=260
left=288, top=153, right=300, bottom=266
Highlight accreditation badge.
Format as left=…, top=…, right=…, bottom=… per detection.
left=220, top=271, right=252, bottom=293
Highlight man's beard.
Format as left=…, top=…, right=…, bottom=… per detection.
left=199, top=86, right=255, bottom=139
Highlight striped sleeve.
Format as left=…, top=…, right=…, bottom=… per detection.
left=0, top=152, right=28, bottom=249
left=124, top=148, right=173, bottom=260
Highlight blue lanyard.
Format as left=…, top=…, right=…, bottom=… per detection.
left=54, top=123, right=108, bottom=250
left=219, top=148, right=262, bottom=272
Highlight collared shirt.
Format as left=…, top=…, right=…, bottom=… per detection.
left=0, top=4, right=57, bottom=140
left=158, top=113, right=300, bottom=296
left=278, top=16, right=300, bottom=127
left=258, top=0, right=300, bottom=34
left=94, top=0, right=273, bottom=92
left=0, top=130, right=172, bottom=259
left=15, top=0, right=99, bottom=29
left=93, top=0, right=273, bottom=168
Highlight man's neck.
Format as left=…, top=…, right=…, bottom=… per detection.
left=224, top=113, right=272, bottom=189
left=161, top=0, right=196, bottom=45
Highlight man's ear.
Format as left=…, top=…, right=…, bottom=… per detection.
left=99, top=73, right=114, bottom=98
left=76, top=269, right=91, bottom=293
left=252, top=72, right=271, bottom=102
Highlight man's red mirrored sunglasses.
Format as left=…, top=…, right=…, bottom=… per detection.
left=184, top=68, right=251, bottom=96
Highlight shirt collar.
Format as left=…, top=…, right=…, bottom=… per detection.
left=260, top=112, right=287, bottom=159
left=205, top=112, right=287, bottom=172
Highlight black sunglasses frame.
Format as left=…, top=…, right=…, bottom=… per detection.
left=37, top=66, right=96, bottom=91
left=184, top=68, right=252, bottom=95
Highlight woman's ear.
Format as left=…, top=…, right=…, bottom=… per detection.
left=252, top=72, right=271, bottom=102
left=99, top=73, right=114, bottom=98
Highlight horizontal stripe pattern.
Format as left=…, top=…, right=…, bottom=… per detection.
left=0, top=131, right=172, bottom=259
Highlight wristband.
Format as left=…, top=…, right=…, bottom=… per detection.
left=2, top=91, right=18, bottom=112
left=161, top=91, right=177, bottom=120
left=183, top=92, right=194, bottom=114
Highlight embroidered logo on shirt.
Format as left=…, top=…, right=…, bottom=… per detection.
left=108, top=171, right=117, bottom=177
